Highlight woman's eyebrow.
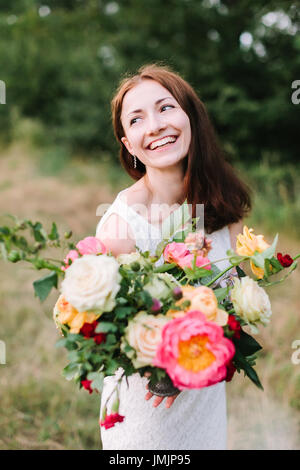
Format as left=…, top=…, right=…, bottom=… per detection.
left=127, top=97, right=174, bottom=117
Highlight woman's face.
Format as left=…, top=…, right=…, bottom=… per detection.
left=120, top=80, right=191, bottom=170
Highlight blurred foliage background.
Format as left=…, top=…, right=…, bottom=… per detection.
left=0, top=0, right=299, bottom=450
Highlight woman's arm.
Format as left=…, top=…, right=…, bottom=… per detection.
left=228, top=219, right=246, bottom=272
left=96, top=213, right=137, bottom=257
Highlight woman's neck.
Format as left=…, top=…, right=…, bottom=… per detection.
left=143, top=165, right=185, bottom=206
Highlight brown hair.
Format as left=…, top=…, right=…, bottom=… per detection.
left=111, top=63, right=252, bottom=233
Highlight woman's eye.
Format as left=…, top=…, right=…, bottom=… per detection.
left=130, top=117, right=140, bottom=125
left=161, top=105, right=174, bottom=112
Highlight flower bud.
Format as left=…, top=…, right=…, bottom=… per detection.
left=173, top=286, right=183, bottom=300
left=64, top=231, right=72, bottom=239
left=8, top=250, right=21, bottom=263
left=151, top=298, right=162, bottom=313
left=130, top=261, right=140, bottom=272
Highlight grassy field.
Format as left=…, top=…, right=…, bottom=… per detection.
left=0, top=143, right=299, bottom=450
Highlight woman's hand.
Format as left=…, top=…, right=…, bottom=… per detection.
left=144, top=372, right=180, bottom=408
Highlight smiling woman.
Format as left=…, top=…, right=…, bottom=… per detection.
left=96, top=63, right=252, bottom=450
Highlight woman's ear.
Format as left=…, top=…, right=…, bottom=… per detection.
left=121, top=136, right=133, bottom=155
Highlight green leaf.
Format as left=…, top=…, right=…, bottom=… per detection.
left=87, top=371, right=104, bottom=393
left=104, top=334, right=117, bottom=346
left=269, top=257, right=283, bottom=271
left=261, top=233, right=278, bottom=260
left=154, top=262, right=177, bottom=273
left=62, top=363, right=80, bottom=381
left=33, top=271, right=58, bottom=301
left=30, top=222, right=47, bottom=242
left=251, top=252, right=265, bottom=269
left=155, top=240, right=167, bottom=258
left=214, top=286, right=230, bottom=302
left=234, top=347, right=263, bottom=390
left=55, top=338, right=68, bottom=348
left=234, top=330, right=262, bottom=356
left=105, top=358, right=119, bottom=375
left=115, top=306, right=135, bottom=320
left=198, top=264, right=220, bottom=284
left=48, top=222, right=59, bottom=241
left=0, top=226, right=11, bottom=236
left=161, top=201, right=191, bottom=240
left=95, top=322, right=117, bottom=333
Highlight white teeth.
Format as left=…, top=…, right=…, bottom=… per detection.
left=149, top=136, right=177, bottom=150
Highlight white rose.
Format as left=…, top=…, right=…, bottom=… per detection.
left=121, top=311, right=170, bottom=368
left=144, top=273, right=179, bottom=301
left=117, top=251, right=148, bottom=267
left=61, top=254, right=121, bottom=313
left=230, top=276, right=272, bottom=331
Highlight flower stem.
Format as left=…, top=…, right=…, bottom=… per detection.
left=204, top=265, right=234, bottom=287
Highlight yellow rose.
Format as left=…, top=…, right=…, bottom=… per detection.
left=236, top=226, right=271, bottom=279
left=53, top=294, right=100, bottom=334
left=54, top=295, right=78, bottom=326
left=68, top=311, right=99, bottom=334
left=166, top=285, right=228, bottom=326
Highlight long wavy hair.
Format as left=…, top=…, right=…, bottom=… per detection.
left=111, top=63, right=252, bottom=233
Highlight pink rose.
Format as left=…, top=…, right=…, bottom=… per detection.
left=163, top=242, right=190, bottom=264
left=61, top=249, right=79, bottom=272
left=153, top=310, right=235, bottom=390
left=177, top=253, right=211, bottom=270
left=163, top=242, right=211, bottom=270
left=62, top=237, right=107, bottom=271
left=76, top=236, right=107, bottom=256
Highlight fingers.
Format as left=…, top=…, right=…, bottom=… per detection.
left=145, top=391, right=153, bottom=400
left=153, top=396, right=164, bottom=407
left=165, top=394, right=178, bottom=408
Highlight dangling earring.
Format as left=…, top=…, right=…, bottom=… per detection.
left=132, top=155, right=137, bottom=169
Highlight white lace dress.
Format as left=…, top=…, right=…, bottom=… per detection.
left=95, top=189, right=232, bottom=450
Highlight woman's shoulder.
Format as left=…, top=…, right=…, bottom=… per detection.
left=227, top=219, right=244, bottom=251
left=118, top=178, right=149, bottom=208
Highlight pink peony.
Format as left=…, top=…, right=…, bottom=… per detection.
left=62, top=237, right=107, bottom=271
left=153, top=310, right=235, bottom=390
left=163, top=242, right=211, bottom=270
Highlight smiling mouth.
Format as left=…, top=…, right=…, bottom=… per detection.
left=147, top=135, right=178, bottom=150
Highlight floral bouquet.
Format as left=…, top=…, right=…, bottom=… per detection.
left=1, top=212, right=299, bottom=430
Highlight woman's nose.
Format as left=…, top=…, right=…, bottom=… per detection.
left=146, top=113, right=166, bottom=135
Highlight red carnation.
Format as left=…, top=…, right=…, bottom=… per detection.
left=94, top=333, right=106, bottom=345
left=81, top=379, right=93, bottom=394
left=227, top=315, right=242, bottom=339
left=277, top=252, right=293, bottom=268
left=100, top=413, right=125, bottom=429
left=225, top=360, right=236, bottom=382
left=80, top=321, right=98, bottom=338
